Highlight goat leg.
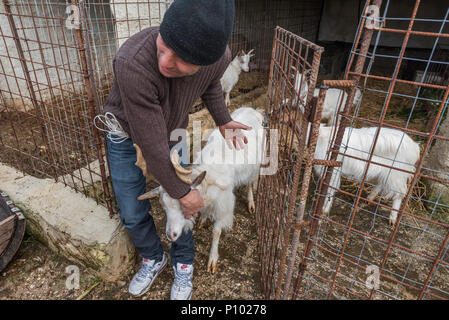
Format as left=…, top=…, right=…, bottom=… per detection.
left=323, top=169, right=341, bottom=217
left=367, top=185, right=382, bottom=202
left=225, top=92, right=230, bottom=107
left=247, top=178, right=259, bottom=214
left=252, top=179, right=258, bottom=194
left=198, top=213, right=207, bottom=228
left=389, top=197, right=402, bottom=227
left=247, top=183, right=255, bottom=214
left=207, top=227, right=222, bottom=273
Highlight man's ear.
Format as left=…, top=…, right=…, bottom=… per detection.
left=138, top=186, right=161, bottom=200
left=191, top=171, right=207, bottom=188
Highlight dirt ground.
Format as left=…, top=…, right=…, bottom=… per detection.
left=2, top=69, right=448, bottom=301
left=0, top=184, right=264, bottom=300
left=0, top=73, right=269, bottom=300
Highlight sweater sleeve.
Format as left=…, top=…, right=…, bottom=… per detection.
left=201, top=47, right=233, bottom=127
left=114, top=57, right=191, bottom=199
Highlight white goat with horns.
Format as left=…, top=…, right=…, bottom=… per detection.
left=134, top=107, right=265, bottom=272
left=220, top=49, right=255, bottom=106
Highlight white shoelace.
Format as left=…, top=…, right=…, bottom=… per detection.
left=93, top=112, right=129, bottom=144
left=136, top=262, right=156, bottom=282
left=174, top=269, right=191, bottom=289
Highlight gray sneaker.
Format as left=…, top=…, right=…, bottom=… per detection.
left=170, top=263, right=193, bottom=300
left=129, top=253, right=167, bottom=296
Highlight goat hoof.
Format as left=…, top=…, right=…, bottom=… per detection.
left=389, top=214, right=398, bottom=227
left=248, top=203, right=255, bottom=214
left=207, top=259, right=218, bottom=273
left=389, top=218, right=396, bottom=227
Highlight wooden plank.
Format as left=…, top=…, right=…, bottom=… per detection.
left=0, top=217, right=25, bottom=272
left=0, top=215, right=16, bottom=255
left=0, top=205, right=10, bottom=221
left=0, top=241, right=10, bottom=255
left=0, top=214, right=16, bottom=232
left=0, top=225, right=15, bottom=244
left=0, top=215, right=15, bottom=231
left=0, top=227, right=15, bottom=250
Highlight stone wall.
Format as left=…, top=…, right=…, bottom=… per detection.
left=0, top=163, right=135, bottom=281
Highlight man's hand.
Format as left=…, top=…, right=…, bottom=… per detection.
left=179, top=189, right=204, bottom=219
left=219, top=120, right=252, bottom=150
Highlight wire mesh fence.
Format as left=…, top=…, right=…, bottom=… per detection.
left=231, top=0, right=323, bottom=71
left=0, top=0, right=322, bottom=216
left=1, top=0, right=448, bottom=300
left=0, top=0, right=175, bottom=216
left=255, top=26, right=324, bottom=299
left=257, top=0, right=449, bottom=299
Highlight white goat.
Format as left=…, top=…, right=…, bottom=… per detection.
left=317, top=87, right=363, bottom=126
left=220, top=50, right=255, bottom=106
left=290, top=71, right=363, bottom=126
left=312, top=124, right=420, bottom=226
left=136, top=107, right=265, bottom=272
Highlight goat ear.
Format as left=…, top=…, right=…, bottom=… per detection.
left=191, top=171, right=207, bottom=188
left=138, top=186, right=160, bottom=200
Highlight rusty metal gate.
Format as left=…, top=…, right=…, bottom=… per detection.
left=255, top=26, right=324, bottom=299
left=257, top=0, right=449, bottom=300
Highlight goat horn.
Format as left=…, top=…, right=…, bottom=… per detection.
left=247, top=49, right=254, bottom=55
left=134, top=144, right=148, bottom=178
left=138, top=186, right=160, bottom=200
left=171, top=149, right=192, bottom=184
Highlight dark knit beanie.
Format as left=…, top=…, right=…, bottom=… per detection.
left=159, top=0, right=235, bottom=66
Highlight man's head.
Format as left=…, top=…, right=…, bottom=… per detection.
left=158, top=0, right=235, bottom=77
left=156, top=33, right=201, bottom=78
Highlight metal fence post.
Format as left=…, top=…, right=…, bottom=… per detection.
left=73, top=0, right=114, bottom=217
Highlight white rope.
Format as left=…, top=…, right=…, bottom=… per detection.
left=93, top=112, right=129, bottom=143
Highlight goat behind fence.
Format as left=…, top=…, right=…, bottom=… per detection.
left=256, top=1, right=449, bottom=300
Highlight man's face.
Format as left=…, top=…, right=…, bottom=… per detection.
left=156, top=34, right=201, bottom=78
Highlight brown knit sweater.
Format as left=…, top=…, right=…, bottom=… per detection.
left=104, top=27, right=232, bottom=199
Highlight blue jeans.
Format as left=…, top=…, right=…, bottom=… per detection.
left=106, top=136, right=194, bottom=265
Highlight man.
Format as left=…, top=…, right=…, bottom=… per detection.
left=102, top=0, right=250, bottom=300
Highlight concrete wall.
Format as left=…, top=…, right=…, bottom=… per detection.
left=0, top=1, right=85, bottom=112
left=110, top=0, right=171, bottom=49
